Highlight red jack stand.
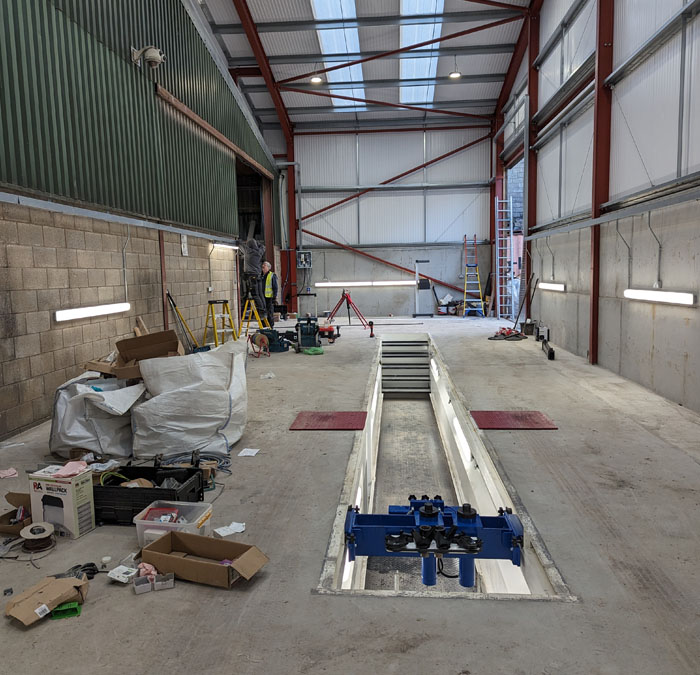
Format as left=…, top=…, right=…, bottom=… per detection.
left=326, top=290, right=370, bottom=330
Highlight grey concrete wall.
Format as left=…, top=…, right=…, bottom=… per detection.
left=302, top=244, right=491, bottom=317
left=0, top=202, right=238, bottom=438
left=532, top=200, right=700, bottom=412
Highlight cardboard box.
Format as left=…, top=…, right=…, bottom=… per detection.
left=0, top=493, right=32, bottom=536
left=5, top=575, right=89, bottom=627
left=28, top=466, right=95, bottom=539
left=142, top=532, right=268, bottom=589
left=85, top=330, right=184, bottom=379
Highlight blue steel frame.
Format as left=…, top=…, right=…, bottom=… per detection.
left=344, top=497, right=524, bottom=588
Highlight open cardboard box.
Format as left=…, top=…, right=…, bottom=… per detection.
left=0, top=493, right=31, bottom=536
left=142, top=532, right=269, bottom=589
left=85, top=330, right=184, bottom=379
left=5, top=575, right=89, bottom=627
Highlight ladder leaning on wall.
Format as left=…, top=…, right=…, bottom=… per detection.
left=462, top=235, right=485, bottom=317
left=494, top=197, right=515, bottom=319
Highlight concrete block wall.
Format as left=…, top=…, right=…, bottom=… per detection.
left=0, top=202, right=237, bottom=438
left=304, top=244, right=490, bottom=317
left=531, top=200, right=700, bottom=412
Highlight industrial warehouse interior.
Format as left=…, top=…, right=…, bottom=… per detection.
left=0, top=0, right=698, bottom=673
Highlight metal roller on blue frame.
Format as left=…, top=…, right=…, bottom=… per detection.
left=344, top=496, right=524, bottom=588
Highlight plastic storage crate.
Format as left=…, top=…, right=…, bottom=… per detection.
left=94, top=466, right=204, bottom=526
left=133, top=499, right=213, bottom=547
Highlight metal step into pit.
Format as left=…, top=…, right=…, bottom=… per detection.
left=380, top=333, right=430, bottom=395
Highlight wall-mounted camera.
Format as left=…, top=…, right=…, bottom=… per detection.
left=131, top=46, right=166, bottom=69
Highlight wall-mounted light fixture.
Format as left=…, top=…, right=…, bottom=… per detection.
left=315, top=280, right=416, bottom=288
left=213, top=242, right=239, bottom=250
left=623, top=289, right=695, bottom=306
left=538, top=282, right=566, bottom=292
left=55, top=302, right=130, bottom=322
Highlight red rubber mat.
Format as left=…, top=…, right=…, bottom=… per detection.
left=470, top=410, right=558, bottom=430
left=290, top=411, right=368, bottom=431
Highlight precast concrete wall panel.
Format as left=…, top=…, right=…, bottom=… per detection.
left=613, top=0, right=685, bottom=67
left=610, top=37, right=681, bottom=200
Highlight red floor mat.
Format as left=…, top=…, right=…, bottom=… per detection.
left=470, top=410, right=558, bottom=430
left=290, top=411, right=368, bottom=431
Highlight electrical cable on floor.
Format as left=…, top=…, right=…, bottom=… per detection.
left=53, top=562, right=104, bottom=580
left=437, top=558, right=459, bottom=578
left=159, top=453, right=232, bottom=475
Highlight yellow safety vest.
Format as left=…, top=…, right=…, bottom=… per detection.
left=264, top=272, right=274, bottom=298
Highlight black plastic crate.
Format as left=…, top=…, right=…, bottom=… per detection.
left=94, top=466, right=205, bottom=526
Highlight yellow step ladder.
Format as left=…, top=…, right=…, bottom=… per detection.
left=203, top=300, right=237, bottom=347
left=462, top=235, right=485, bottom=317
left=241, top=295, right=270, bottom=336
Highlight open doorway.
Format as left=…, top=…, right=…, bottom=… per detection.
left=236, top=159, right=263, bottom=241
left=505, top=158, right=524, bottom=314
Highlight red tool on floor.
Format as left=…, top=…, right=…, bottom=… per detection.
left=248, top=332, right=270, bottom=358
left=326, top=289, right=372, bottom=333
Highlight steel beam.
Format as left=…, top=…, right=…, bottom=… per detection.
left=302, top=135, right=491, bottom=222
left=212, top=9, right=520, bottom=33
left=279, top=86, right=493, bottom=120
left=589, top=0, right=614, bottom=366
left=256, top=99, right=498, bottom=117
left=464, top=0, right=527, bottom=11
left=298, top=229, right=466, bottom=295
left=229, top=44, right=516, bottom=67
left=301, top=182, right=490, bottom=193
left=279, top=15, right=523, bottom=85
left=245, top=73, right=506, bottom=93
left=295, top=124, right=491, bottom=135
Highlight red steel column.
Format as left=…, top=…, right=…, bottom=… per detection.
left=589, top=0, right=614, bottom=364
left=525, top=7, right=540, bottom=317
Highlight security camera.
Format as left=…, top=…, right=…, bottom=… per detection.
left=131, top=46, right=166, bottom=69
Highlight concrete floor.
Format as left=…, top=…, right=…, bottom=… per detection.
left=0, top=317, right=698, bottom=674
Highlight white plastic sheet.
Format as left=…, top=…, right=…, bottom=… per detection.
left=131, top=341, right=247, bottom=458
left=49, top=373, right=146, bottom=458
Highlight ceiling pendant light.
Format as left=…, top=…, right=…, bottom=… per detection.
left=449, top=55, right=461, bottom=80
left=310, top=74, right=323, bottom=84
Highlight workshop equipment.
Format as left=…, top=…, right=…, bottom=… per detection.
left=541, top=338, right=555, bottom=360
left=166, top=290, right=203, bottom=354
left=462, top=235, right=485, bottom=317
left=294, top=317, right=321, bottom=352
left=413, top=260, right=432, bottom=318
left=248, top=332, right=270, bottom=358
left=257, top=328, right=291, bottom=352
left=344, top=496, right=524, bottom=587
left=318, top=325, right=340, bottom=343
left=203, top=299, right=237, bottom=347
left=326, top=290, right=370, bottom=329
left=494, top=196, right=515, bottom=319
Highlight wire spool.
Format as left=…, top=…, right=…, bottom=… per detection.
left=20, top=522, right=55, bottom=553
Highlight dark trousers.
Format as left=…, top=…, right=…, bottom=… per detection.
left=244, top=274, right=266, bottom=318
left=264, top=297, right=275, bottom=327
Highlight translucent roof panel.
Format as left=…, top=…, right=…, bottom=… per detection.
left=311, top=0, right=367, bottom=110
left=400, top=0, right=445, bottom=104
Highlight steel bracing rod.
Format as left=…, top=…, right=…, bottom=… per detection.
left=279, top=86, right=493, bottom=120
left=302, top=134, right=490, bottom=222
left=278, top=15, right=522, bottom=85
left=231, top=0, right=292, bottom=142
left=464, top=0, right=528, bottom=12
left=300, top=230, right=466, bottom=296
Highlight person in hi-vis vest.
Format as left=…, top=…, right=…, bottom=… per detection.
left=261, top=261, right=278, bottom=328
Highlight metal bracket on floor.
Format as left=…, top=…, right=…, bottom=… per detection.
left=344, top=496, right=523, bottom=588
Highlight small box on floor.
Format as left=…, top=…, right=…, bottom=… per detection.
left=0, top=493, right=32, bottom=536
left=28, top=466, right=95, bottom=539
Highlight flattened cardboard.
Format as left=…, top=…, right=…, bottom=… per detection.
left=142, top=531, right=268, bottom=589
left=0, top=492, right=32, bottom=536
left=5, top=575, right=89, bottom=627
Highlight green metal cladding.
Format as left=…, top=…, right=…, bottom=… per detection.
left=0, top=0, right=276, bottom=236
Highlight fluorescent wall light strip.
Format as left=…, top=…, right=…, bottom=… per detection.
left=315, top=280, right=416, bottom=288
left=539, top=282, right=566, bottom=292
left=213, top=243, right=239, bottom=249
left=55, top=302, right=131, bottom=322
left=623, top=289, right=695, bottom=306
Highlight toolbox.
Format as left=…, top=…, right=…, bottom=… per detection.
left=93, top=466, right=204, bottom=526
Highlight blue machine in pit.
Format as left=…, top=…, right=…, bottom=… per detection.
left=344, top=496, right=524, bottom=588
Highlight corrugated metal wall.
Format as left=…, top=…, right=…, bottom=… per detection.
left=0, top=0, right=275, bottom=235
left=298, top=129, right=491, bottom=247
